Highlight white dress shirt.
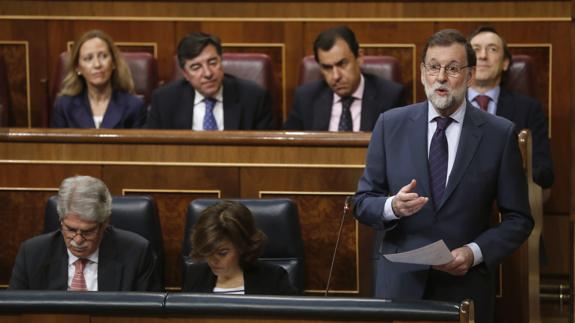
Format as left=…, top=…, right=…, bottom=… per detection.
left=328, top=75, right=365, bottom=132
left=192, top=87, right=224, bottom=131
left=67, top=249, right=99, bottom=291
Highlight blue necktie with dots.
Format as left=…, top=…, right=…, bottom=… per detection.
left=203, top=98, right=218, bottom=131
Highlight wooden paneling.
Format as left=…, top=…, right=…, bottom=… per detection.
left=0, top=1, right=569, bottom=18
left=0, top=130, right=368, bottom=292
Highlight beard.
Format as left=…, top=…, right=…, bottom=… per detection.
left=423, top=80, right=467, bottom=111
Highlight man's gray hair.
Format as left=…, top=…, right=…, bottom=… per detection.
left=57, top=175, right=112, bottom=223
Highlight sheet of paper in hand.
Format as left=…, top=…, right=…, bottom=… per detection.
left=383, top=240, right=454, bottom=265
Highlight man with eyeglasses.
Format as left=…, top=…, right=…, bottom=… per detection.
left=468, top=26, right=553, bottom=191
left=354, top=29, right=532, bottom=323
left=9, top=175, right=162, bottom=291
left=146, top=32, right=274, bottom=130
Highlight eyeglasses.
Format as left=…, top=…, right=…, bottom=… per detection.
left=60, top=222, right=101, bottom=241
left=423, top=63, right=470, bottom=77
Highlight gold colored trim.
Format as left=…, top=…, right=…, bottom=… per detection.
left=116, top=42, right=158, bottom=58
left=260, top=190, right=358, bottom=294
left=223, top=43, right=287, bottom=121
left=0, top=41, right=31, bottom=127
left=0, top=160, right=366, bottom=168
left=508, top=43, right=552, bottom=138
left=122, top=188, right=221, bottom=197
left=362, top=43, right=417, bottom=102
left=0, top=16, right=570, bottom=23
left=68, top=41, right=158, bottom=57
left=0, top=187, right=58, bottom=192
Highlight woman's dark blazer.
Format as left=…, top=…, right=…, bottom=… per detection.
left=51, top=90, right=146, bottom=129
left=182, top=260, right=297, bottom=295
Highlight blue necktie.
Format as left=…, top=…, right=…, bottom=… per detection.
left=338, top=96, right=354, bottom=132
left=428, top=117, right=453, bottom=208
left=203, top=98, right=218, bottom=131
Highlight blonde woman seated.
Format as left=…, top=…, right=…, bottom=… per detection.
left=182, top=200, right=297, bottom=295
left=51, top=29, right=146, bottom=129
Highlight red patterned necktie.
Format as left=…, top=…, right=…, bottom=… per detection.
left=474, top=95, right=490, bottom=111
left=69, top=258, right=88, bottom=291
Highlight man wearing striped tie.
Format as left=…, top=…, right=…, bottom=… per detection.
left=9, top=176, right=162, bottom=291
left=354, top=29, right=533, bottom=323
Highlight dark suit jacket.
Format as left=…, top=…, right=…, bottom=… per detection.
left=283, top=73, right=405, bottom=131
left=182, top=260, right=296, bottom=295
left=146, top=74, right=274, bottom=130
left=51, top=90, right=146, bottom=129
left=354, top=101, right=533, bottom=323
left=9, top=226, right=162, bottom=291
left=496, top=89, right=554, bottom=188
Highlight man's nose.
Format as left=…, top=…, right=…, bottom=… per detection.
left=436, top=67, right=448, bottom=81
left=202, top=65, right=213, bottom=79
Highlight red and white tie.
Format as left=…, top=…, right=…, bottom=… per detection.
left=69, top=258, right=88, bottom=291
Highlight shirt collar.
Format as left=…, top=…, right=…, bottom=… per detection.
left=427, top=99, right=466, bottom=124
left=67, top=248, right=99, bottom=266
left=333, top=74, right=365, bottom=103
left=468, top=86, right=500, bottom=105
left=194, top=86, right=224, bottom=106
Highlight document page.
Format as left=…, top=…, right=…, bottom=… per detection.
left=383, top=240, right=454, bottom=265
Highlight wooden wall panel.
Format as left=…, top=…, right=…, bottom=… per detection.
left=103, top=165, right=240, bottom=289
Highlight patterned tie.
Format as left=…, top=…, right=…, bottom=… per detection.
left=338, top=96, right=355, bottom=132
left=203, top=98, right=218, bottom=131
left=428, top=117, right=453, bottom=208
left=474, top=95, right=490, bottom=111
left=69, top=258, right=88, bottom=291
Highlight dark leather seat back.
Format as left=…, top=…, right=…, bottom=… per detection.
left=298, top=55, right=403, bottom=85
left=183, top=198, right=305, bottom=293
left=44, top=195, right=165, bottom=282
left=503, top=54, right=535, bottom=97
left=0, top=54, right=12, bottom=126
left=171, top=53, right=274, bottom=91
left=51, top=51, right=158, bottom=110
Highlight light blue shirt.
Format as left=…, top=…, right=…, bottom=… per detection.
left=468, top=86, right=500, bottom=115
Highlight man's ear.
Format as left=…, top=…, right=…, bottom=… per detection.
left=467, top=66, right=476, bottom=87
left=502, top=57, right=510, bottom=72
left=357, top=48, right=364, bottom=65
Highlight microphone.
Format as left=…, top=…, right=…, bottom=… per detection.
left=325, top=195, right=353, bottom=296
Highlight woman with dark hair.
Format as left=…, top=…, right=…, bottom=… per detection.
left=182, top=200, right=296, bottom=295
left=51, top=29, right=146, bottom=129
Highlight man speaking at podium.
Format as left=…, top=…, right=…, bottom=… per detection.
left=353, top=29, right=533, bottom=323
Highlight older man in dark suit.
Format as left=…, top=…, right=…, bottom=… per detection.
left=9, top=175, right=161, bottom=291
left=354, top=29, right=533, bottom=323
left=146, top=32, right=274, bottom=130
left=283, top=26, right=405, bottom=132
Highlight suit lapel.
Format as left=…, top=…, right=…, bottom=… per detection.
left=97, top=227, right=122, bottom=291
left=101, top=92, right=122, bottom=128
left=409, top=102, right=432, bottom=199
left=495, top=89, right=514, bottom=120
left=71, top=93, right=96, bottom=128
left=439, top=102, right=484, bottom=210
left=43, top=236, right=69, bottom=290
left=312, top=84, right=333, bottom=131
left=360, top=75, right=380, bottom=131
left=222, top=75, right=241, bottom=130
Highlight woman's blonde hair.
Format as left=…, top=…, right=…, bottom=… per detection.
left=58, top=29, right=134, bottom=96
